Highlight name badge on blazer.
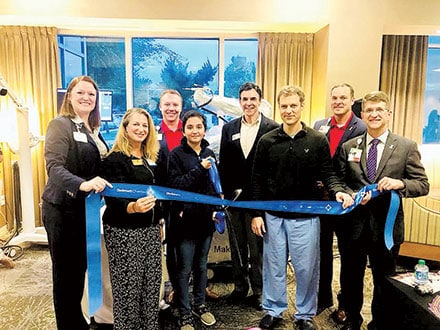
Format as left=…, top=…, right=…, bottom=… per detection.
left=232, top=133, right=241, bottom=141
left=157, top=133, right=163, bottom=141
left=73, top=131, right=88, bottom=143
left=318, top=125, right=330, bottom=134
left=348, top=148, right=362, bottom=162
left=132, top=159, right=143, bottom=166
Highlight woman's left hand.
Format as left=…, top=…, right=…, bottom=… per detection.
left=134, top=195, right=156, bottom=213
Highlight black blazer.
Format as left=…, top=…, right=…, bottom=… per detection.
left=101, top=151, right=160, bottom=228
left=42, top=116, right=107, bottom=207
left=338, top=131, right=430, bottom=244
left=219, top=114, right=279, bottom=200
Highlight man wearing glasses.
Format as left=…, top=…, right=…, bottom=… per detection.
left=336, top=91, right=429, bottom=330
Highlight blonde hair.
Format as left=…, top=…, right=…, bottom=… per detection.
left=277, top=85, right=305, bottom=105
left=362, top=91, right=390, bottom=111
left=59, top=75, right=101, bottom=129
left=110, top=108, right=159, bottom=162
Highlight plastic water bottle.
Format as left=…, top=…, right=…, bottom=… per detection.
left=414, top=259, right=429, bottom=285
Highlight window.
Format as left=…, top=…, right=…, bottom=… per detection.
left=58, top=34, right=258, bottom=147
left=424, top=36, right=440, bottom=144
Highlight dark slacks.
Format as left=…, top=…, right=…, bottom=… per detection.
left=42, top=200, right=89, bottom=330
left=339, top=224, right=399, bottom=329
left=318, top=214, right=345, bottom=309
left=227, top=208, right=263, bottom=296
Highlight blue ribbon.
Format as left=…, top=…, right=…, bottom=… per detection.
left=85, top=192, right=103, bottom=315
left=85, top=183, right=399, bottom=315
left=208, top=159, right=225, bottom=233
left=208, top=159, right=223, bottom=195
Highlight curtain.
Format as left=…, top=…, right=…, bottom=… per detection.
left=257, top=32, right=314, bottom=122
left=0, top=26, right=60, bottom=228
left=379, top=35, right=428, bottom=143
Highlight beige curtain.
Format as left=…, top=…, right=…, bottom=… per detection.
left=379, top=35, right=428, bottom=143
left=0, top=26, right=60, bottom=228
left=257, top=32, right=314, bottom=122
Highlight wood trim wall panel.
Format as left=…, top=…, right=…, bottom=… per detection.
left=399, top=241, right=440, bottom=261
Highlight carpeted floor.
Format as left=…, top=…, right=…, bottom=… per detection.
left=0, top=243, right=374, bottom=330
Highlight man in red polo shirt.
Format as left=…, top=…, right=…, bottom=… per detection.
left=155, top=89, right=184, bottom=308
left=313, top=83, right=366, bottom=323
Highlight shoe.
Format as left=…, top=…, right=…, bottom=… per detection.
left=331, top=308, right=347, bottom=324
left=192, top=304, right=216, bottom=326
left=246, top=294, right=263, bottom=311
left=89, top=316, right=113, bottom=330
left=166, top=289, right=175, bottom=304
left=341, top=322, right=360, bottom=330
left=258, top=315, right=282, bottom=330
left=295, top=319, right=316, bottom=330
left=225, top=290, right=247, bottom=304
left=341, top=318, right=362, bottom=330
left=366, top=320, right=377, bottom=330
left=205, top=287, right=220, bottom=300
left=179, top=313, right=195, bottom=330
left=316, top=304, right=332, bottom=315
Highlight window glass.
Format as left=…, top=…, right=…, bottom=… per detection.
left=132, top=37, right=219, bottom=128
left=424, top=36, right=440, bottom=144
left=58, top=35, right=86, bottom=87
left=64, top=52, right=83, bottom=85
left=86, top=37, right=126, bottom=147
left=64, top=36, right=84, bottom=54
left=224, top=39, right=258, bottom=98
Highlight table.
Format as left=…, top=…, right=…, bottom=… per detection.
left=385, top=276, right=440, bottom=329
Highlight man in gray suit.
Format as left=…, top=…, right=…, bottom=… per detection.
left=337, top=91, right=429, bottom=330
left=219, top=82, right=279, bottom=310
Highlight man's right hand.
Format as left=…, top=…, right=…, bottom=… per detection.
left=251, top=216, right=266, bottom=237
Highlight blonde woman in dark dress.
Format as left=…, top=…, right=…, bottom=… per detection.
left=101, top=108, right=163, bottom=329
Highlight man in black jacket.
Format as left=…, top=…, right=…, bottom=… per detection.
left=251, top=85, right=354, bottom=330
left=219, top=82, right=279, bottom=310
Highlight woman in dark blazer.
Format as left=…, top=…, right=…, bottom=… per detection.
left=42, top=76, right=111, bottom=330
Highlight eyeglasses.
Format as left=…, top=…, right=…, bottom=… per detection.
left=362, top=108, right=388, bottom=115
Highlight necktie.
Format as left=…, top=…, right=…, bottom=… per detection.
left=367, top=139, right=379, bottom=182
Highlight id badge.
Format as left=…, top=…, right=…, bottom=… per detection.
left=348, top=148, right=362, bottom=162
left=73, top=131, right=88, bottom=143
left=132, top=159, right=143, bottom=166
left=232, top=133, right=240, bottom=141
left=318, top=125, right=330, bottom=134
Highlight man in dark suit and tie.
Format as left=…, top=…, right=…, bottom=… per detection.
left=219, top=82, right=279, bottom=310
left=337, top=91, right=429, bottom=330
left=313, top=83, right=366, bottom=320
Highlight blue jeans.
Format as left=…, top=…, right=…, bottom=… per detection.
left=176, top=234, right=213, bottom=315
